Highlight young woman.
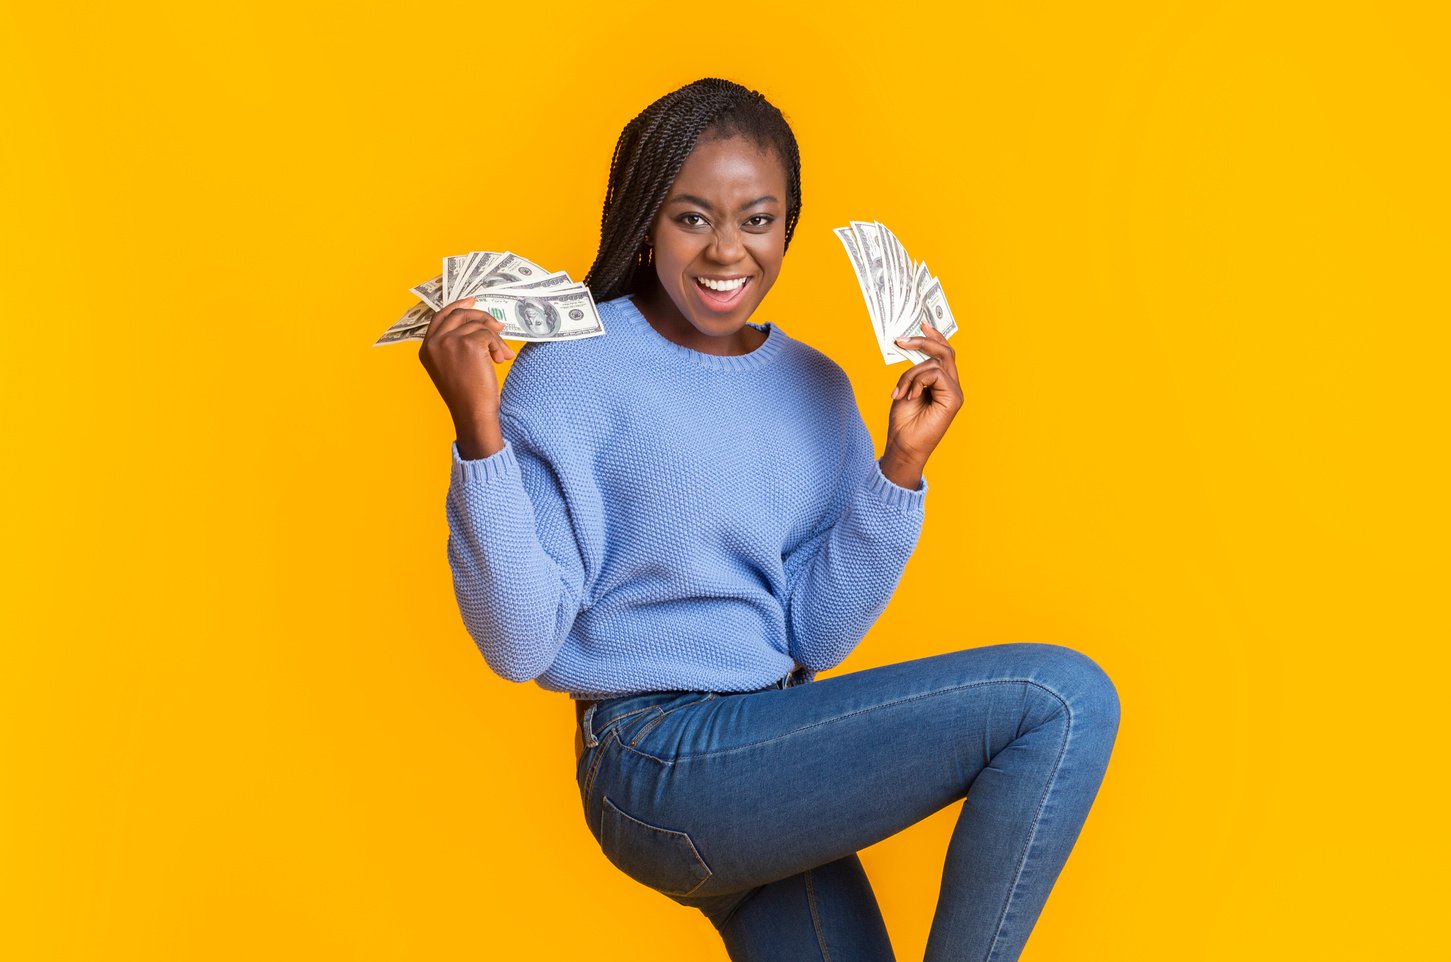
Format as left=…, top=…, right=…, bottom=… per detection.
left=419, top=78, right=1121, bottom=962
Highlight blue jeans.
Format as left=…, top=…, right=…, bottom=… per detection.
left=574, top=643, right=1121, bottom=961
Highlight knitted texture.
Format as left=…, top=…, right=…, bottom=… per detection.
left=445, top=293, right=928, bottom=699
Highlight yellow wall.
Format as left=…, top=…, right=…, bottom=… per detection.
left=3, top=1, right=1446, bottom=958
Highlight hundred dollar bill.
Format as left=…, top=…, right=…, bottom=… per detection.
left=834, top=227, right=892, bottom=363
left=462, top=251, right=550, bottom=296
left=908, top=264, right=956, bottom=339
left=373, top=300, right=435, bottom=346
left=916, top=275, right=957, bottom=339
left=879, top=221, right=902, bottom=326
left=441, top=253, right=464, bottom=303
left=470, top=286, right=606, bottom=341
left=387, top=249, right=606, bottom=347
left=852, top=221, right=912, bottom=363
left=485, top=270, right=578, bottom=294
left=875, top=221, right=902, bottom=331
left=451, top=250, right=502, bottom=301
left=850, top=222, right=892, bottom=330
left=410, top=274, right=444, bottom=311
left=441, top=253, right=473, bottom=304
left=836, top=221, right=956, bottom=365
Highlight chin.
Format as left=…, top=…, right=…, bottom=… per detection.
left=686, top=308, right=756, bottom=335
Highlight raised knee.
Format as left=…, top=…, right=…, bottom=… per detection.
left=1011, top=642, right=1121, bottom=730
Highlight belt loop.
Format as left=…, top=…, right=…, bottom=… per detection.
left=581, top=701, right=600, bottom=748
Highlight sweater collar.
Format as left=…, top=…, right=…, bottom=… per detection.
left=616, top=293, right=786, bottom=372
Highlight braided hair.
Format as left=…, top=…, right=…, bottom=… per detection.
left=582, top=78, right=803, bottom=303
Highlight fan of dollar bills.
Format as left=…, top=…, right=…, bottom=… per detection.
left=373, top=250, right=606, bottom=347
left=834, top=221, right=958, bottom=365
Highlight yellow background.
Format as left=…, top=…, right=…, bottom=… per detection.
left=3, top=0, right=1446, bottom=958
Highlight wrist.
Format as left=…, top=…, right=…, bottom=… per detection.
left=454, top=409, right=504, bottom=461
left=879, top=439, right=927, bottom=490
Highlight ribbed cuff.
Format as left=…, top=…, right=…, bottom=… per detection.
left=451, top=439, right=521, bottom=485
left=864, top=457, right=929, bottom=511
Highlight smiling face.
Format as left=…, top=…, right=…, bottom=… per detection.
left=634, top=132, right=789, bottom=355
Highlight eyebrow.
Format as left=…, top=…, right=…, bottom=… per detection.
left=665, top=193, right=779, bottom=211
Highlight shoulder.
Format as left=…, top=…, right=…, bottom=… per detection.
left=772, top=327, right=858, bottom=405
left=767, top=327, right=873, bottom=456
left=497, top=294, right=635, bottom=423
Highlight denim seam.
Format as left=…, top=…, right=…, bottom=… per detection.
left=628, top=693, right=718, bottom=747
left=804, top=868, right=834, bottom=962
left=588, top=704, right=660, bottom=744
left=983, top=686, right=1072, bottom=962
left=581, top=727, right=619, bottom=807
left=601, top=795, right=714, bottom=897
left=629, top=714, right=667, bottom=747
left=616, top=678, right=1067, bottom=765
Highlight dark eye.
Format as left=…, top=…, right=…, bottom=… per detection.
left=746, top=215, right=774, bottom=228
left=678, top=213, right=708, bottom=227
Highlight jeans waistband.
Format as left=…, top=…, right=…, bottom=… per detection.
left=576, top=666, right=811, bottom=749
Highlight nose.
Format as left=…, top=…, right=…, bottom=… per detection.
left=707, top=223, right=747, bottom=264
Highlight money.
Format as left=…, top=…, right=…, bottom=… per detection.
left=834, top=222, right=957, bottom=365
left=374, top=300, right=435, bottom=346
left=470, top=286, right=607, bottom=341
left=375, top=250, right=607, bottom=347
left=409, top=275, right=444, bottom=311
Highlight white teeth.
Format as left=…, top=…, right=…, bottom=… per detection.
left=697, top=276, right=748, bottom=292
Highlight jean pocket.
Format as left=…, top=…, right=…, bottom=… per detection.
left=622, top=692, right=717, bottom=752
left=599, top=795, right=713, bottom=897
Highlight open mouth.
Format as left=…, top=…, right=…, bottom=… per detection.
left=692, top=275, right=753, bottom=312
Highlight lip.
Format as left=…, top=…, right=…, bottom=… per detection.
left=691, top=274, right=755, bottom=313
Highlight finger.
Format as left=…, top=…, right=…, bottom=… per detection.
left=443, top=318, right=494, bottom=341
left=469, top=325, right=516, bottom=361
left=895, top=328, right=957, bottom=381
left=891, top=358, right=937, bottom=397
left=428, top=297, right=483, bottom=337
left=915, top=370, right=965, bottom=409
left=894, top=333, right=953, bottom=363
left=904, top=361, right=955, bottom=403
left=894, top=327, right=955, bottom=363
left=907, top=365, right=944, bottom=401
left=439, top=296, right=480, bottom=315
left=488, top=336, right=516, bottom=362
left=447, top=314, right=507, bottom=337
left=450, top=320, right=516, bottom=358
left=919, top=322, right=951, bottom=352
left=429, top=311, right=505, bottom=348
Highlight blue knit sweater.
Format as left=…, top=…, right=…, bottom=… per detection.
left=445, top=293, right=928, bottom=699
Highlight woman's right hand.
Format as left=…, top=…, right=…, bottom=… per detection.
left=419, top=296, right=516, bottom=459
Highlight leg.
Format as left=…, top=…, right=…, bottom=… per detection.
left=715, top=854, right=896, bottom=962
left=577, top=643, right=1121, bottom=962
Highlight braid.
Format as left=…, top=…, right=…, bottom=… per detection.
left=583, top=79, right=803, bottom=303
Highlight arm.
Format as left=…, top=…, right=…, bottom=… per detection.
left=782, top=406, right=927, bottom=674
left=782, top=318, right=965, bottom=671
left=445, top=413, right=595, bottom=683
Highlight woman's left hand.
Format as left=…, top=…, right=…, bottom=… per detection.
left=885, top=321, right=964, bottom=468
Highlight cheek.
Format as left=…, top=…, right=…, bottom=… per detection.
left=751, top=237, right=785, bottom=275
left=654, top=238, right=693, bottom=274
